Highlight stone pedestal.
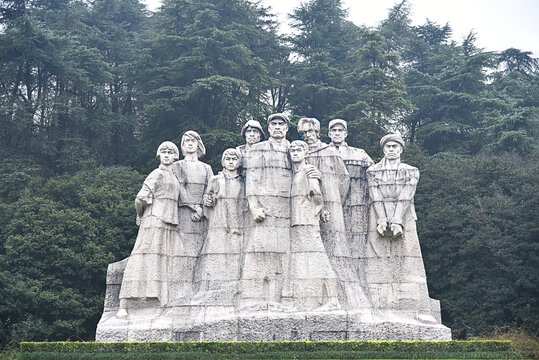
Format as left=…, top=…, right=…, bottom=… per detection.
left=96, top=306, right=451, bottom=342
left=96, top=259, right=451, bottom=342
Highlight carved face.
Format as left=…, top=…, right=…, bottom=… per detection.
left=244, top=127, right=262, bottom=145
left=329, top=124, right=347, bottom=145
left=182, top=136, right=198, bottom=155
left=222, top=152, right=240, bottom=171
left=159, top=147, right=175, bottom=165
left=289, top=144, right=307, bottom=163
left=268, top=119, right=288, bottom=139
left=383, top=140, right=403, bottom=160
left=299, top=123, right=318, bottom=145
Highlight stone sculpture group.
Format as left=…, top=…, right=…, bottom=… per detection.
left=96, top=114, right=452, bottom=341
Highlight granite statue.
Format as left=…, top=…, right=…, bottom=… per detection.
left=116, top=141, right=181, bottom=318
left=95, top=124, right=451, bottom=342
left=298, top=117, right=371, bottom=310
left=193, top=148, right=245, bottom=306
left=169, top=131, right=214, bottom=303
left=236, top=120, right=265, bottom=156
left=285, top=140, right=340, bottom=311
left=328, top=119, right=374, bottom=305
left=365, top=134, right=441, bottom=324
left=241, top=113, right=294, bottom=310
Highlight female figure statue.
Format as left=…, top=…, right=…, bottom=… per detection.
left=117, top=141, right=181, bottom=318
left=170, top=130, right=214, bottom=303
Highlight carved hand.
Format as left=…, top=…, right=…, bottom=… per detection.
left=136, top=216, right=142, bottom=226
left=204, top=197, right=214, bottom=207
left=391, top=223, right=403, bottom=238
left=191, top=213, right=201, bottom=222
left=253, top=208, right=266, bottom=222
left=376, top=222, right=387, bottom=236
left=191, top=205, right=204, bottom=222
left=320, top=210, right=331, bottom=223
left=305, top=165, right=321, bottom=180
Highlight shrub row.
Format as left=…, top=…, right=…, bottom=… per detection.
left=19, top=340, right=512, bottom=353
left=15, top=350, right=522, bottom=360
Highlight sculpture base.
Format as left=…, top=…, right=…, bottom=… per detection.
left=96, top=307, right=451, bottom=342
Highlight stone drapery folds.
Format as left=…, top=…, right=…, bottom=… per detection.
left=96, top=125, right=450, bottom=342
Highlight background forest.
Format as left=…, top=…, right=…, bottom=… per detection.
left=0, top=0, right=537, bottom=345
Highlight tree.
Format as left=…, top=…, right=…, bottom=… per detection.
left=0, top=0, right=148, bottom=174
left=84, top=0, right=148, bottom=165
left=1, top=166, right=143, bottom=342
left=416, top=152, right=539, bottom=338
left=483, top=48, right=539, bottom=155
left=287, top=0, right=411, bottom=154
left=287, top=0, right=359, bottom=120
left=398, top=25, right=498, bottom=154
left=134, top=0, right=280, bottom=168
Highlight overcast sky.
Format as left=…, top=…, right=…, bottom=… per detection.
left=144, top=0, right=539, bottom=57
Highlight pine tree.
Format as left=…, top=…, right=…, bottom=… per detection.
left=134, top=0, right=280, bottom=168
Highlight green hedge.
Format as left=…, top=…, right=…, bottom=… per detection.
left=14, top=350, right=523, bottom=359
left=19, top=341, right=512, bottom=353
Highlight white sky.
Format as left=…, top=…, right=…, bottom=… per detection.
left=144, top=0, right=539, bottom=57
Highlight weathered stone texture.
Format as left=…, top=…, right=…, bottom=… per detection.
left=96, top=128, right=451, bottom=341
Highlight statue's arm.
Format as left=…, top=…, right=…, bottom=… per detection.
left=172, top=162, right=189, bottom=208
left=135, top=169, right=161, bottom=221
left=363, top=150, right=374, bottom=167
left=367, top=168, right=387, bottom=225
left=392, top=167, right=419, bottom=226
left=245, top=155, right=266, bottom=222
left=204, top=175, right=218, bottom=208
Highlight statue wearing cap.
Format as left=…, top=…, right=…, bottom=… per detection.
left=236, top=120, right=265, bottom=156
left=241, top=113, right=293, bottom=310
left=364, top=134, right=439, bottom=324
left=328, top=119, right=374, bottom=282
left=328, top=119, right=373, bottom=167
left=297, top=117, right=372, bottom=311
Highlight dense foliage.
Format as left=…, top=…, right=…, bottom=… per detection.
left=0, top=0, right=537, bottom=344
left=13, top=341, right=521, bottom=359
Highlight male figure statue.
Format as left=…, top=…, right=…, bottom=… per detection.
left=297, top=117, right=371, bottom=310
left=236, top=120, right=265, bottom=157
left=328, top=119, right=373, bottom=289
left=366, top=134, right=439, bottom=323
left=241, top=113, right=293, bottom=310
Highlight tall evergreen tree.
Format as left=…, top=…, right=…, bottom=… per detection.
left=0, top=0, right=146, bottom=173
left=287, top=0, right=359, bottom=120
left=483, top=48, right=539, bottom=154
left=134, top=0, right=280, bottom=168
left=288, top=0, right=411, bottom=154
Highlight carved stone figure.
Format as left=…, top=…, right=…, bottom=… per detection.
left=298, top=117, right=371, bottom=310
left=284, top=140, right=340, bottom=311
left=366, top=134, right=440, bottom=323
left=241, top=113, right=293, bottom=309
left=193, top=148, right=245, bottom=306
left=328, top=119, right=374, bottom=297
left=116, top=141, right=181, bottom=318
left=170, top=131, right=213, bottom=303
left=236, top=120, right=265, bottom=156
left=95, top=129, right=451, bottom=342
